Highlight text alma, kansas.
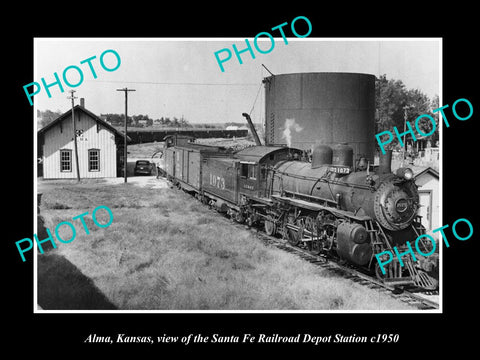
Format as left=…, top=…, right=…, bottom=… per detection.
left=84, top=334, right=113, bottom=344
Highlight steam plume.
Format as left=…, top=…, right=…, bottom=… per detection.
left=282, top=118, right=303, bottom=147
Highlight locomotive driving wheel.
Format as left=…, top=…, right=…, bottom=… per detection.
left=285, top=216, right=313, bottom=248
left=284, top=216, right=300, bottom=246
left=303, top=216, right=321, bottom=254
left=264, top=215, right=276, bottom=236
left=235, top=211, right=245, bottom=224
left=293, top=216, right=308, bottom=246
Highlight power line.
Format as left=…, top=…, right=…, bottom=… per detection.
left=249, top=82, right=263, bottom=115
left=86, top=80, right=259, bottom=86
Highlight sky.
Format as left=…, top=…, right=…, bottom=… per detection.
left=33, top=38, right=440, bottom=125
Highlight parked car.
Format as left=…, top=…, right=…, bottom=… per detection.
left=134, top=160, right=152, bottom=176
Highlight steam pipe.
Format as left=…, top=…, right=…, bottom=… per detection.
left=242, top=113, right=262, bottom=146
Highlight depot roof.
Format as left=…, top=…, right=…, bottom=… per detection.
left=38, top=105, right=130, bottom=142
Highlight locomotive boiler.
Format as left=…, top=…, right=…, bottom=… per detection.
left=267, top=143, right=423, bottom=268
left=273, top=144, right=419, bottom=232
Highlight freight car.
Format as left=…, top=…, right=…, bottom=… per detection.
left=163, top=134, right=303, bottom=214
left=162, top=132, right=438, bottom=291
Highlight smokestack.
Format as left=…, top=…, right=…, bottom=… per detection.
left=80, top=98, right=85, bottom=107
left=378, top=149, right=392, bottom=174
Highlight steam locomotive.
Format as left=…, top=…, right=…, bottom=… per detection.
left=162, top=115, right=438, bottom=290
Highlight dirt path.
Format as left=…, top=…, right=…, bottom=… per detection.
left=103, top=175, right=169, bottom=189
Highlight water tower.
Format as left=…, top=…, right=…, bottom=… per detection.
left=263, top=72, right=376, bottom=161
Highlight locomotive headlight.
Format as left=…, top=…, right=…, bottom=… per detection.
left=404, top=168, right=414, bottom=180
left=396, top=167, right=414, bottom=180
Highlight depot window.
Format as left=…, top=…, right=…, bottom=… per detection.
left=88, top=149, right=100, bottom=172
left=60, top=149, right=72, bottom=172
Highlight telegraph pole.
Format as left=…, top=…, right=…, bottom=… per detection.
left=402, top=105, right=413, bottom=167
left=67, top=90, right=81, bottom=182
left=116, top=88, right=135, bottom=183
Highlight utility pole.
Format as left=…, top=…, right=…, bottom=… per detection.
left=67, top=90, right=81, bottom=182
left=402, top=105, right=413, bottom=167
left=116, top=88, right=135, bottom=183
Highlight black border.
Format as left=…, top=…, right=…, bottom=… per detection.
left=7, top=5, right=478, bottom=354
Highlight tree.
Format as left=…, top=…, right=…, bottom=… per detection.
left=132, top=114, right=144, bottom=127
left=429, top=94, right=440, bottom=145
left=375, top=74, right=408, bottom=134
left=101, top=113, right=123, bottom=126
left=37, top=109, right=63, bottom=129
left=375, top=74, right=438, bottom=150
left=405, top=88, right=433, bottom=138
left=179, top=116, right=191, bottom=128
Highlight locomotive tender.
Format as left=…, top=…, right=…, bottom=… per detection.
left=163, top=131, right=438, bottom=290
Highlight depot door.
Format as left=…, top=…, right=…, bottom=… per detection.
left=418, top=190, right=432, bottom=231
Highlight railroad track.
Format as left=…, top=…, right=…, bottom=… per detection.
left=236, top=222, right=440, bottom=310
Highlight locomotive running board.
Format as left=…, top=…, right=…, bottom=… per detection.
left=271, top=195, right=371, bottom=222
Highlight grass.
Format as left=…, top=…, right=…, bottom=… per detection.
left=37, top=179, right=415, bottom=310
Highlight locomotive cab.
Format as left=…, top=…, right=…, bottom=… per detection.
left=239, top=161, right=259, bottom=193
left=235, top=145, right=304, bottom=198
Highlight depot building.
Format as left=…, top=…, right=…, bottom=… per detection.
left=37, top=99, right=128, bottom=179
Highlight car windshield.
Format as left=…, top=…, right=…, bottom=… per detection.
left=136, top=161, right=149, bottom=165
